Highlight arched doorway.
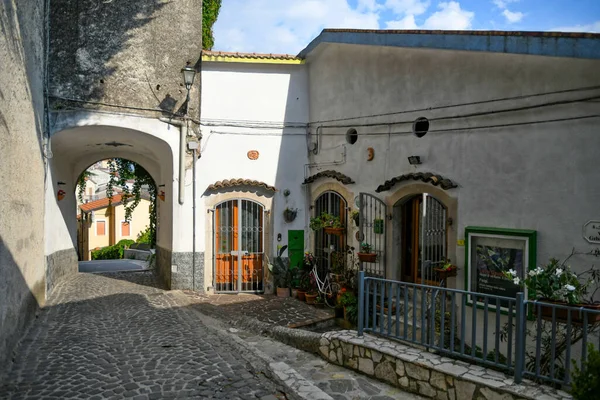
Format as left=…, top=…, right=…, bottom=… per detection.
left=394, top=193, right=448, bottom=284
left=313, top=191, right=347, bottom=276
left=213, top=199, right=265, bottom=293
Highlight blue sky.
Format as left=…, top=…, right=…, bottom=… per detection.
left=213, top=0, right=600, bottom=54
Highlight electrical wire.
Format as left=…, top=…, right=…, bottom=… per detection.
left=49, top=95, right=201, bottom=124
left=205, top=114, right=599, bottom=137
left=315, top=95, right=600, bottom=129
left=309, top=84, right=600, bottom=125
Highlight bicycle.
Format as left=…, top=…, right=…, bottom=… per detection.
left=311, top=263, right=341, bottom=308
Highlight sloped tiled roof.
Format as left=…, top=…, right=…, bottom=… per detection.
left=205, top=179, right=277, bottom=193
left=303, top=170, right=355, bottom=185
left=375, top=172, right=457, bottom=193
left=80, top=194, right=123, bottom=212
left=202, top=50, right=303, bottom=63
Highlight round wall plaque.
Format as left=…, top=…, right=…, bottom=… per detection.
left=247, top=150, right=259, bottom=160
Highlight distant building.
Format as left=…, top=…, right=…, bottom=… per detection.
left=77, top=194, right=151, bottom=261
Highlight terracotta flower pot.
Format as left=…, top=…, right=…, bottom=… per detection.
left=324, top=227, right=345, bottom=235
left=276, top=287, right=290, bottom=298
left=434, top=267, right=457, bottom=279
left=305, top=293, right=318, bottom=304
left=357, top=252, right=377, bottom=263
left=297, top=290, right=306, bottom=301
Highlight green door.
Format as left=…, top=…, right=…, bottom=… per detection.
left=288, top=230, right=304, bottom=270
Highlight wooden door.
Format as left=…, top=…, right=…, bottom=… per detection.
left=214, top=199, right=264, bottom=293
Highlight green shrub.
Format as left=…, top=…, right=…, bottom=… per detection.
left=571, top=344, right=600, bottom=400
left=136, top=226, right=152, bottom=244
left=91, top=239, right=135, bottom=260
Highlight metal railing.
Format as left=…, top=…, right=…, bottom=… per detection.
left=357, top=271, right=600, bottom=386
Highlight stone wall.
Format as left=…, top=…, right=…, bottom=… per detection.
left=0, top=0, right=47, bottom=367
left=46, top=249, right=78, bottom=297
left=318, top=331, right=571, bottom=400
left=155, top=246, right=172, bottom=290
left=49, top=0, right=202, bottom=120
left=171, top=252, right=205, bottom=292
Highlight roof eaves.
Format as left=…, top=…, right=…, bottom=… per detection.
left=297, top=29, right=600, bottom=60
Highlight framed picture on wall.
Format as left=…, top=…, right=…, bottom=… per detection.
left=465, top=227, right=536, bottom=310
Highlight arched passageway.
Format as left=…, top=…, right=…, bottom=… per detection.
left=44, top=113, right=185, bottom=294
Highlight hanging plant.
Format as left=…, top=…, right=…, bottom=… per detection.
left=283, top=207, right=298, bottom=223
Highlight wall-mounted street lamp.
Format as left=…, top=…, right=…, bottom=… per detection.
left=408, top=156, right=421, bottom=165
left=181, top=63, right=196, bottom=114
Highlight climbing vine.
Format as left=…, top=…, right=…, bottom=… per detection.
left=77, top=170, right=95, bottom=203
left=202, top=0, right=221, bottom=50
left=78, top=159, right=157, bottom=247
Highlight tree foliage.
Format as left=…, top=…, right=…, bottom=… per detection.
left=202, top=0, right=221, bottom=50
left=78, top=159, right=157, bottom=247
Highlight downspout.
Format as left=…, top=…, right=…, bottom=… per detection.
left=158, top=117, right=187, bottom=205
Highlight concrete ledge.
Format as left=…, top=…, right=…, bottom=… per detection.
left=123, top=248, right=152, bottom=261
left=318, top=330, right=571, bottom=400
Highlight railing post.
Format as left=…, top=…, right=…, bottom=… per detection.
left=514, top=292, right=525, bottom=383
left=358, top=271, right=365, bottom=336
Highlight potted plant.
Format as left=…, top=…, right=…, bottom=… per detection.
left=283, top=207, right=298, bottom=223
left=434, top=259, right=458, bottom=279
left=330, top=250, right=345, bottom=281
left=505, top=256, right=600, bottom=324
left=357, top=242, right=377, bottom=263
left=268, top=245, right=293, bottom=297
left=338, top=291, right=358, bottom=321
left=571, top=344, right=600, bottom=400
left=296, top=270, right=310, bottom=302
left=310, top=212, right=344, bottom=235
left=350, top=210, right=360, bottom=227
left=314, top=293, right=325, bottom=308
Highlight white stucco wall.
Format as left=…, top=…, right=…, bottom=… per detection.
left=199, top=61, right=310, bottom=289
left=306, top=43, right=600, bottom=283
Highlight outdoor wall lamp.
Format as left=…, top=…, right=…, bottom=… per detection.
left=408, top=156, right=421, bottom=165
left=181, top=63, right=196, bottom=91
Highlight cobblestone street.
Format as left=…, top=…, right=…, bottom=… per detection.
left=0, top=272, right=285, bottom=400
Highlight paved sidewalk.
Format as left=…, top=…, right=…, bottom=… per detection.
left=0, top=272, right=286, bottom=400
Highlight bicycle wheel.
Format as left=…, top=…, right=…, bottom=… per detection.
left=324, top=282, right=341, bottom=308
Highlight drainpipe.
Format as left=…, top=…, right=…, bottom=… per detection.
left=187, top=141, right=199, bottom=291
left=159, top=117, right=187, bottom=205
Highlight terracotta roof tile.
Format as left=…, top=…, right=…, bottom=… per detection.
left=205, top=179, right=277, bottom=193
left=303, top=170, right=355, bottom=185
left=80, top=194, right=123, bottom=212
left=202, top=50, right=302, bottom=61
left=376, top=172, right=457, bottom=192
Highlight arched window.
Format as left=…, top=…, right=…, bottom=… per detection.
left=313, top=191, right=347, bottom=277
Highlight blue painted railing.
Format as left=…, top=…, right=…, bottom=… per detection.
left=357, top=271, right=600, bottom=386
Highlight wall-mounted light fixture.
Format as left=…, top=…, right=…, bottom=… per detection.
left=408, top=156, right=421, bottom=165
left=57, top=181, right=66, bottom=186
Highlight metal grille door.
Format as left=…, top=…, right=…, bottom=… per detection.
left=214, top=199, right=264, bottom=293
left=419, top=194, right=447, bottom=283
left=314, top=191, right=347, bottom=278
left=359, top=193, right=386, bottom=277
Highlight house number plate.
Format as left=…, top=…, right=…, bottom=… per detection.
left=583, top=220, right=600, bottom=244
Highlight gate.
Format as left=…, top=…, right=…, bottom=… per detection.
left=213, top=199, right=264, bottom=293
left=419, top=194, right=447, bottom=283
left=359, top=192, right=386, bottom=277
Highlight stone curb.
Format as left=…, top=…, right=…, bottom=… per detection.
left=169, top=291, right=332, bottom=400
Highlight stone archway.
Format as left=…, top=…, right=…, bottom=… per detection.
left=45, top=112, right=181, bottom=294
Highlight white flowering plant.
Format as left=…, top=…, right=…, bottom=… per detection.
left=505, top=258, right=590, bottom=305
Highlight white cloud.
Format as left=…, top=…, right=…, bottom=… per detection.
left=422, top=1, right=474, bottom=30
left=386, top=15, right=418, bottom=29
left=213, top=0, right=380, bottom=54
left=552, top=20, right=600, bottom=33
left=502, top=9, right=524, bottom=23
left=384, top=0, right=430, bottom=16
left=492, top=0, right=519, bottom=9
